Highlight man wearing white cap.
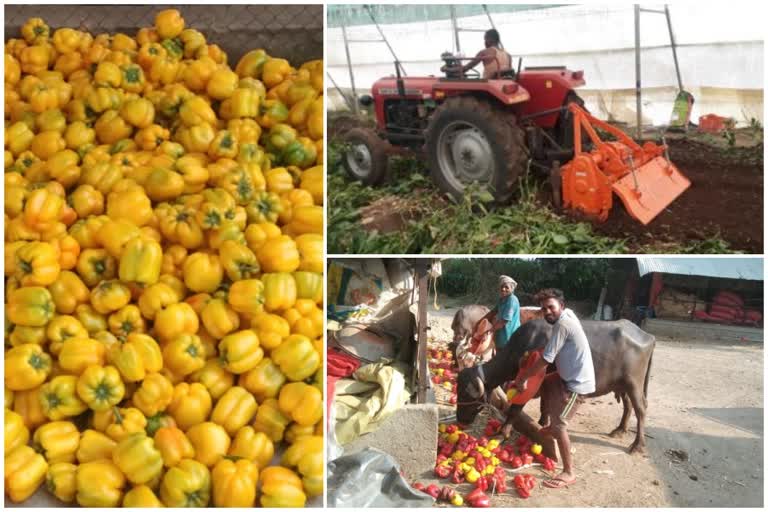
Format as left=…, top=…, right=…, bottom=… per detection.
left=474, top=275, right=521, bottom=351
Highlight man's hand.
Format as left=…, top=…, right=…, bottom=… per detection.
left=501, top=423, right=514, bottom=439
left=514, top=378, right=527, bottom=392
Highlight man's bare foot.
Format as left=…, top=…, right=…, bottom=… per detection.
left=543, top=471, right=576, bottom=489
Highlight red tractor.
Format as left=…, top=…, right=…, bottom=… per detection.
left=341, top=55, right=689, bottom=224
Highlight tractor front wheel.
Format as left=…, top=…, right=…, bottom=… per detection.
left=425, top=96, right=527, bottom=203
left=341, top=128, right=389, bottom=186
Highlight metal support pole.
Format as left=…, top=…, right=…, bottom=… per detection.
left=340, top=23, right=359, bottom=114
left=364, top=5, right=406, bottom=75
left=664, top=4, right=683, bottom=91
left=416, top=268, right=429, bottom=404
left=634, top=4, right=642, bottom=140
left=450, top=5, right=460, bottom=54
left=326, top=72, right=356, bottom=112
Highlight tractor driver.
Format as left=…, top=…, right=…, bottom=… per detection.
left=448, top=29, right=512, bottom=79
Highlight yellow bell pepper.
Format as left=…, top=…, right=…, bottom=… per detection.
left=132, top=372, right=174, bottom=417
left=210, top=385, right=258, bottom=436
left=90, top=279, right=131, bottom=314
left=262, top=58, right=292, bottom=88
left=283, top=298, right=323, bottom=339
left=76, top=459, right=126, bottom=507
left=282, top=437, right=322, bottom=498
left=259, top=466, right=307, bottom=508
left=285, top=423, right=316, bottom=444
left=108, top=304, right=147, bottom=338
left=271, top=334, right=320, bottom=382
left=293, top=270, right=323, bottom=304
left=5, top=122, right=35, bottom=156
left=75, top=304, right=108, bottom=334
left=95, top=109, right=133, bottom=144
left=182, top=251, right=223, bottom=293
left=167, top=382, right=212, bottom=431
left=64, top=122, right=96, bottom=151
left=75, top=429, right=117, bottom=463
left=186, top=421, right=230, bottom=468
left=5, top=409, right=30, bottom=455
left=207, top=130, right=238, bottom=160
left=121, top=63, right=146, bottom=93
left=206, top=68, right=238, bottom=100
left=235, top=49, right=268, bottom=78
left=107, top=332, right=163, bottom=382
left=138, top=282, right=179, bottom=320
left=112, top=432, right=164, bottom=485
left=143, top=167, right=185, bottom=202
left=252, top=398, right=291, bottom=442
left=149, top=55, right=181, bottom=85
left=120, top=97, right=155, bottom=128
left=8, top=325, right=46, bottom=348
left=227, top=279, right=265, bottom=315
left=46, top=461, right=77, bottom=503
left=154, top=302, right=199, bottom=343
left=93, top=406, right=146, bottom=442
left=21, top=17, right=50, bottom=44
left=15, top=241, right=61, bottom=287
left=238, top=357, right=286, bottom=402
left=261, top=272, right=298, bottom=312
left=256, top=235, right=300, bottom=274
left=5, top=445, right=49, bottom=503
left=228, top=118, right=262, bottom=144
left=246, top=191, right=282, bottom=225
left=218, top=329, right=263, bottom=374
left=75, top=247, right=116, bottom=287
left=218, top=240, right=259, bottom=281
left=13, top=386, right=47, bottom=431
left=5, top=343, right=52, bottom=391
left=58, top=337, right=106, bottom=375
left=163, top=333, right=206, bottom=376
left=32, top=420, right=80, bottom=463
left=250, top=311, right=291, bottom=351
left=6, top=53, right=22, bottom=85
left=145, top=412, right=177, bottom=437
left=286, top=204, right=323, bottom=236
left=278, top=382, right=323, bottom=427
left=39, top=375, right=88, bottom=420
left=123, top=484, right=163, bottom=507
left=118, top=237, right=162, bottom=285
left=179, top=95, right=216, bottom=126
left=155, top=9, right=185, bottom=39
left=212, top=457, right=258, bottom=507
left=229, top=426, right=274, bottom=469
left=190, top=358, right=234, bottom=401
left=76, top=364, right=125, bottom=411
left=160, top=458, right=211, bottom=507
left=154, top=426, right=195, bottom=468
left=30, top=130, right=66, bottom=160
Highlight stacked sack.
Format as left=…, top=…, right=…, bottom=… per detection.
left=693, top=291, right=762, bottom=326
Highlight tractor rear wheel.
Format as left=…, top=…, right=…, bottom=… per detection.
left=341, top=128, right=389, bottom=186
left=425, top=96, right=527, bottom=203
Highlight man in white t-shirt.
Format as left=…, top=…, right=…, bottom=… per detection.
left=514, top=288, right=596, bottom=489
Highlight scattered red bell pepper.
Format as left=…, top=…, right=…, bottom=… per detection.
left=434, top=464, right=451, bottom=479
left=511, top=456, right=522, bottom=469
left=522, top=453, right=534, bottom=466
left=466, top=488, right=491, bottom=508
left=426, top=484, right=441, bottom=499
left=412, top=482, right=426, bottom=492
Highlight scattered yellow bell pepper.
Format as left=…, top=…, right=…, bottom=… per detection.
left=76, top=459, right=126, bottom=507
left=239, top=357, right=286, bottom=402
left=167, top=382, right=212, bottom=431
left=5, top=343, right=52, bottom=391
left=113, top=432, right=164, bottom=484
left=7, top=286, right=55, bottom=327
left=154, top=302, right=199, bottom=343
left=76, top=364, right=125, bottom=411
left=5, top=409, right=30, bottom=455
left=32, top=420, right=80, bottom=463
left=259, top=466, right=307, bottom=508
left=75, top=429, right=117, bottom=463
left=282, top=435, right=323, bottom=496
left=132, top=372, right=174, bottom=417
left=123, top=484, right=164, bottom=507
left=5, top=445, right=49, bottom=502
left=252, top=398, right=291, bottom=442
left=279, top=382, right=323, bottom=427
left=14, top=387, right=48, bottom=430
left=190, top=358, right=234, bottom=400
left=39, top=375, right=88, bottom=420
left=212, top=457, right=258, bottom=507
left=160, top=458, right=211, bottom=507
left=251, top=312, right=291, bottom=351
left=218, top=329, right=263, bottom=374
left=46, top=461, right=77, bottom=503
left=118, top=237, right=162, bottom=284
left=163, top=333, right=206, bottom=376
left=186, top=421, right=230, bottom=468
left=210, top=385, right=258, bottom=435
left=200, top=297, right=240, bottom=338
left=271, top=334, right=320, bottom=382
left=107, top=332, right=163, bottom=382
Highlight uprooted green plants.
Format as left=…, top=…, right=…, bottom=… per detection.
left=327, top=143, right=737, bottom=255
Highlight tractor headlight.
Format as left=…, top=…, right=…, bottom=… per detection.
left=359, top=94, right=373, bottom=107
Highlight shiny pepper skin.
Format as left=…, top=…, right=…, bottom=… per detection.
left=46, top=461, right=77, bottom=503
left=132, top=372, right=174, bottom=417
left=252, top=398, right=291, bottom=442
left=123, top=484, right=164, bottom=507
left=271, top=334, right=320, bottom=381
left=107, top=332, right=163, bottom=382
left=76, top=364, right=125, bottom=411
left=186, top=421, right=230, bottom=468
left=160, top=458, right=211, bottom=507
left=154, top=426, right=195, bottom=467
left=218, top=329, right=264, bottom=374
left=259, top=466, right=307, bottom=508
left=229, top=426, right=274, bottom=469
left=212, top=457, right=258, bottom=507
left=167, top=382, right=212, bottom=431
left=32, top=420, right=80, bottom=463
left=39, top=375, right=88, bottom=420
left=5, top=409, right=30, bottom=455
left=282, top=435, right=323, bottom=497
left=210, top=385, right=258, bottom=435
left=118, top=237, right=162, bottom=284
left=7, top=286, right=55, bottom=327
left=76, top=459, right=126, bottom=507
left=278, top=381, right=323, bottom=427
left=5, top=445, right=49, bottom=502
left=112, top=432, right=164, bottom=484
left=5, top=343, right=52, bottom=390
left=76, top=429, right=117, bottom=463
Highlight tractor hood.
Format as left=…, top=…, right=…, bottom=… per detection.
left=371, top=76, right=531, bottom=105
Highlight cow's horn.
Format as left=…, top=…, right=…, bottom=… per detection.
left=474, top=375, right=485, bottom=397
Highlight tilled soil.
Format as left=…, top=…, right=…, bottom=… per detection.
left=594, top=138, right=763, bottom=253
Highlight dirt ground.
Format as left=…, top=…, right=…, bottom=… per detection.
left=422, top=306, right=764, bottom=508
left=595, top=138, right=763, bottom=253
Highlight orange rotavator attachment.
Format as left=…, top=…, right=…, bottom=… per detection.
left=560, top=104, right=691, bottom=225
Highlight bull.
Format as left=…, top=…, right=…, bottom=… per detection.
left=456, top=318, right=655, bottom=456
left=448, top=304, right=490, bottom=361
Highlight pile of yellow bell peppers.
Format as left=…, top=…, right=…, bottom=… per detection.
left=4, top=8, right=323, bottom=507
